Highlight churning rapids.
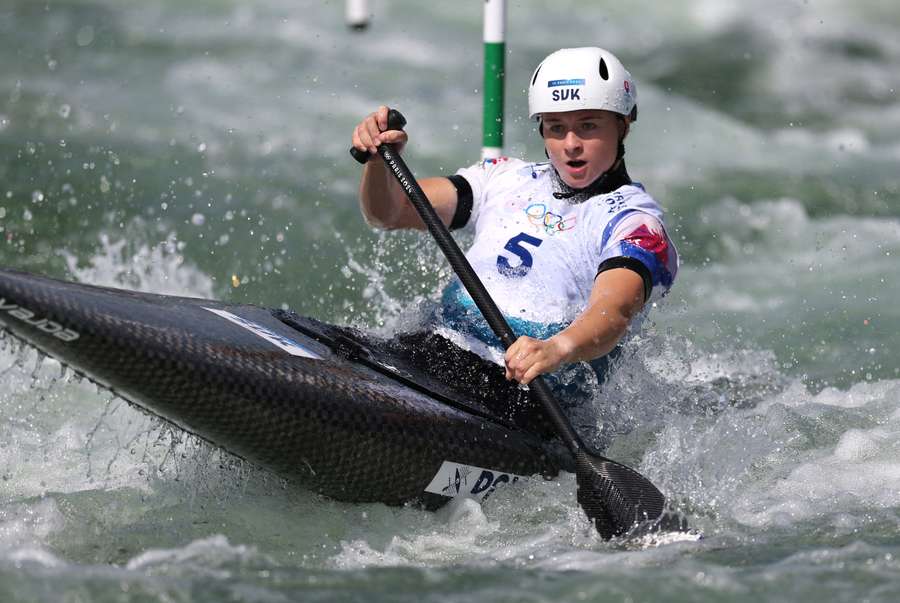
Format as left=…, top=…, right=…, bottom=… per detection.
left=2, top=0, right=900, bottom=601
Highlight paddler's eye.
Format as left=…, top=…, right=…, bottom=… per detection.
left=546, top=124, right=565, bottom=136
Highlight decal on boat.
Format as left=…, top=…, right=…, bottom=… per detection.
left=0, top=298, right=80, bottom=342
left=425, top=460, right=522, bottom=502
left=204, top=308, right=322, bottom=359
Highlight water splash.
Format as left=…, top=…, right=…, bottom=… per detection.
left=61, top=228, right=215, bottom=297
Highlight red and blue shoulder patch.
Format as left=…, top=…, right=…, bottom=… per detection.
left=623, top=224, right=671, bottom=267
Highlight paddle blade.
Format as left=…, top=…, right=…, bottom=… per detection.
left=575, top=449, right=667, bottom=539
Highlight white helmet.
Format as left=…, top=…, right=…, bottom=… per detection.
left=528, top=47, right=637, bottom=121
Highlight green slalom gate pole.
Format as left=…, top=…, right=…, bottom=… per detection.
left=482, top=0, right=506, bottom=159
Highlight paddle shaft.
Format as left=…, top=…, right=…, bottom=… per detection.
left=355, top=123, right=585, bottom=457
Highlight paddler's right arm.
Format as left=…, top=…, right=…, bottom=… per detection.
left=353, top=106, right=459, bottom=230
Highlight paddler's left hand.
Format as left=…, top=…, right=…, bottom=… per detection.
left=504, top=335, right=574, bottom=385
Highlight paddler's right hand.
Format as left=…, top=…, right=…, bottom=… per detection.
left=352, top=105, right=408, bottom=159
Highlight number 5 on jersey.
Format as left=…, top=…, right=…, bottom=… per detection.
left=497, top=233, right=543, bottom=278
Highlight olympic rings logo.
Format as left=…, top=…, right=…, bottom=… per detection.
left=525, top=203, right=576, bottom=235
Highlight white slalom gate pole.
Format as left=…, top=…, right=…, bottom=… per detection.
left=346, top=0, right=371, bottom=31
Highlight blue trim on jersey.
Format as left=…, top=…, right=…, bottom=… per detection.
left=435, top=282, right=621, bottom=390
left=615, top=242, right=674, bottom=289
left=439, top=281, right=567, bottom=348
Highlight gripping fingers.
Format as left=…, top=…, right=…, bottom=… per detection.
left=521, top=364, right=544, bottom=386
left=505, top=336, right=568, bottom=384
left=353, top=109, right=408, bottom=157
left=361, top=115, right=383, bottom=153
left=366, top=106, right=392, bottom=151
left=375, top=105, right=389, bottom=131
left=350, top=106, right=407, bottom=164
left=352, top=109, right=387, bottom=155
left=505, top=337, right=538, bottom=382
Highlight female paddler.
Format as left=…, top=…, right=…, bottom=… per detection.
left=351, top=47, right=678, bottom=395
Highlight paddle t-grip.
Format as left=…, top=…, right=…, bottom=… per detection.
left=350, top=109, right=408, bottom=164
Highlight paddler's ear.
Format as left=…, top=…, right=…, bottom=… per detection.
left=619, top=116, right=631, bottom=140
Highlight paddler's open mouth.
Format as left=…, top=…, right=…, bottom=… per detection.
left=567, top=160, right=587, bottom=168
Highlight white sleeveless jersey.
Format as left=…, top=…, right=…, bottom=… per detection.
left=446, top=157, right=678, bottom=332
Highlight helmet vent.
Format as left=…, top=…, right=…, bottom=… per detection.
left=531, top=63, right=543, bottom=86
left=598, top=58, right=609, bottom=80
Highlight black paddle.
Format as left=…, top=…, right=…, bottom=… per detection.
left=350, top=109, right=669, bottom=539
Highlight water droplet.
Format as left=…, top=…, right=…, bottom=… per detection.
left=191, top=213, right=205, bottom=226
left=31, top=190, right=44, bottom=203
left=58, top=104, right=71, bottom=119
left=76, top=26, right=95, bottom=47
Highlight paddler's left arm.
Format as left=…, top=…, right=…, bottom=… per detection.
left=503, top=267, right=645, bottom=385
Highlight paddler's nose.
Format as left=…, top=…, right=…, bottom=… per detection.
left=564, top=130, right=583, bottom=156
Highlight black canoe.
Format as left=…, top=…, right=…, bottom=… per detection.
left=0, top=268, right=572, bottom=506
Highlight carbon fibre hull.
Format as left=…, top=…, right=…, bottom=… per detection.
left=0, top=268, right=570, bottom=505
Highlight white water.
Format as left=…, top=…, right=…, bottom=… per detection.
left=2, top=0, right=900, bottom=601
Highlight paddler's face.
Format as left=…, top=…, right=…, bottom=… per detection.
left=541, top=109, right=628, bottom=189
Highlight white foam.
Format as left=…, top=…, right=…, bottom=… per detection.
left=725, top=379, right=900, bottom=528
left=331, top=498, right=500, bottom=568
left=0, top=498, right=66, bottom=554
left=808, top=380, right=900, bottom=409
left=126, top=535, right=258, bottom=573
left=62, top=231, right=215, bottom=297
